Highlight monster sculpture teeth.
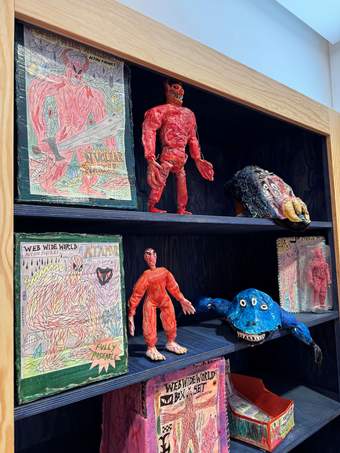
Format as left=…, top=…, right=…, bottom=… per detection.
left=237, top=331, right=266, bottom=342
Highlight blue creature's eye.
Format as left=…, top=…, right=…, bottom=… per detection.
left=239, top=299, right=247, bottom=307
left=251, top=297, right=257, bottom=306
left=261, top=303, right=268, bottom=310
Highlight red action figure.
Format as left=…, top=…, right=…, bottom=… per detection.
left=128, top=248, right=195, bottom=361
left=142, top=80, right=214, bottom=214
left=307, top=248, right=331, bottom=308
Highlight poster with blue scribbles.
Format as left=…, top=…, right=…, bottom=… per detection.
left=15, top=23, right=137, bottom=208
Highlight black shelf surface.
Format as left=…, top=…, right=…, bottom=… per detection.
left=14, top=204, right=332, bottom=234
left=15, top=311, right=338, bottom=420
left=231, top=385, right=340, bottom=453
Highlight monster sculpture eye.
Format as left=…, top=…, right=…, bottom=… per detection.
left=251, top=298, right=257, bottom=306
left=239, top=299, right=247, bottom=307
left=270, top=182, right=280, bottom=195
left=261, top=303, right=268, bottom=310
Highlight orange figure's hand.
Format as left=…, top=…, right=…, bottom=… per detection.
left=181, top=298, right=196, bottom=315
left=195, top=158, right=214, bottom=181
left=128, top=316, right=135, bottom=336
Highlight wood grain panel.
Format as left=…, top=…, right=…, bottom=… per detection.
left=327, top=110, right=340, bottom=307
left=15, top=0, right=330, bottom=134
left=0, top=0, right=14, bottom=452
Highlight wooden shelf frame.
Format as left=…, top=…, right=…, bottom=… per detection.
left=1, top=1, right=340, bottom=452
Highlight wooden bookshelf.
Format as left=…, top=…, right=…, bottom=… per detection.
left=1, top=2, right=340, bottom=453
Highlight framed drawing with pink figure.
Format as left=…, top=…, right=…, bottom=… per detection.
left=15, top=23, right=137, bottom=208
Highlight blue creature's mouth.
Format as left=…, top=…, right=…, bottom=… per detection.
left=236, top=329, right=269, bottom=343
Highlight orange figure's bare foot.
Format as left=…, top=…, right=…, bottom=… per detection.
left=166, top=341, right=187, bottom=355
left=148, top=206, right=167, bottom=214
left=146, top=346, right=166, bottom=361
left=177, top=209, right=192, bottom=215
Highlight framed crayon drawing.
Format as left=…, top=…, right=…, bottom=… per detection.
left=15, top=233, right=128, bottom=403
left=15, top=23, right=137, bottom=208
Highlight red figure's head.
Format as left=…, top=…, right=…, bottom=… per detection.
left=165, top=80, right=184, bottom=106
left=313, top=248, right=323, bottom=260
left=144, top=248, right=157, bottom=269
left=61, top=49, right=89, bottom=83
left=70, top=255, right=84, bottom=285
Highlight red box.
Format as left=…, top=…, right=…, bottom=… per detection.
left=101, top=358, right=229, bottom=453
left=226, top=371, right=294, bottom=451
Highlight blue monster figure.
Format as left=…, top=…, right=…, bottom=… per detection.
left=196, top=288, right=322, bottom=364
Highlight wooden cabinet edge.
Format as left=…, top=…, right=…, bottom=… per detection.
left=15, top=0, right=330, bottom=135
left=327, top=110, right=340, bottom=312
left=0, top=0, right=14, bottom=452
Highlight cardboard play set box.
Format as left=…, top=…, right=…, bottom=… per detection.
left=101, top=358, right=229, bottom=453
left=226, top=362, right=294, bottom=452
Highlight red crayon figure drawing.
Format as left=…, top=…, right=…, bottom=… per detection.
left=161, top=392, right=217, bottom=453
left=307, top=248, right=331, bottom=309
left=128, top=248, right=195, bottom=361
left=142, top=80, right=214, bottom=214
left=18, top=26, right=136, bottom=205
left=28, top=49, right=116, bottom=196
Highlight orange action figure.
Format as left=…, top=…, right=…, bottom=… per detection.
left=142, top=80, right=214, bottom=214
left=128, top=248, right=195, bottom=361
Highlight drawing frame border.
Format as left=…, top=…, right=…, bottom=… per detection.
left=15, top=22, right=138, bottom=210
left=15, top=232, right=128, bottom=404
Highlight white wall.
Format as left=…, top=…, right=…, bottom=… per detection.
left=330, top=42, right=340, bottom=111
left=117, top=0, right=332, bottom=107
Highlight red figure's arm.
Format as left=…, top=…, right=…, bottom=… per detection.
left=327, top=264, right=332, bottom=285
left=89, top=88, right=116, bottom=150
left=187, top=111, right=201, bottom=160
left=166, top=271, right=185, bottom=303
left=307, top=263, right=314, bottom=286
left=142, top=107, right=164, bottom=161
left=161, top=406, right=186, bottom=423
left=89, top=88, right=107, bottom=122
left=194, top=394, right=216, bottom=410
left=28, top=76, right=63, bottom=143
left=128, top=272, right=149, bottom=317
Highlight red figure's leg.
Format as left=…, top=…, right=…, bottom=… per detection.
left=180, top=431, right=189, bottom=453
left=175, top=167, right=191, bottom=215
left=159, top=297, right=177, bottom=342
left=148, top=161, right=172, bottom=213
left=76, top=147, right=102, bottom=196
left=79, top=174, right=101, bottom=196
left=39, top=146, right=74, bottom=195
left=40, top=160, right=69, bottom=194
left=143, top=299, right=158, bottom=347
left=192, top=432, right=200, bottom=452
left=319, top=284, right=327, bottom=306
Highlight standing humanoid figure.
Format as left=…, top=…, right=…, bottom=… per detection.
left=307, top=248, right=331, bottom=308
left=142, top=80, right=214, bottom=214
left=128, top=248, right=195, bottom=360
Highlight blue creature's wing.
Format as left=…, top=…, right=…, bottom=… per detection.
left=195, top=297, right=232, bottom=317
left=281, top=309, right=322, bottom=364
